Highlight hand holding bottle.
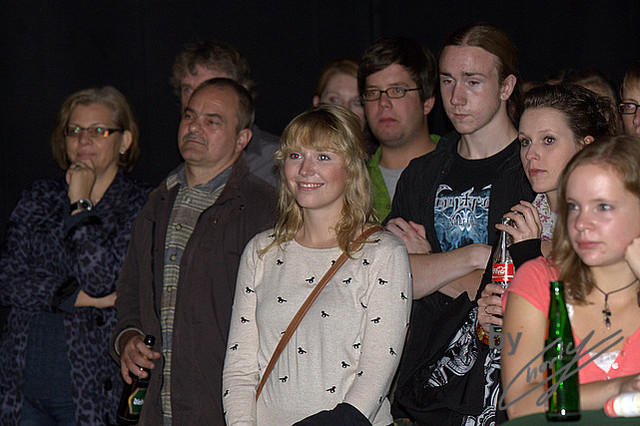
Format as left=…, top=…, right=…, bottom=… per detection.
left=478, top=283, right=505, bottom=330
left=120, top=333, right=161, bottom=384
left=495, top=201, right=542, bottom=244
left=485, top=219, right=514, bottom=338
left=118, top=335, right=156, bottom=424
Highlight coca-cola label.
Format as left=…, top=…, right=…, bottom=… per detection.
left=492, top=262, right=514, bottom=282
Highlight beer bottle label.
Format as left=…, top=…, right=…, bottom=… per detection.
left=127, top=387, right=147, bottom=415
left=492, top=262, right=514, bottom=282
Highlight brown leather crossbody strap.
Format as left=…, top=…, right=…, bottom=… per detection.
left=255, top=225, right=382, bottom=400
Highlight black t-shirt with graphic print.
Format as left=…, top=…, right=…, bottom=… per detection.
left=434, top=146, right=515, bottom=252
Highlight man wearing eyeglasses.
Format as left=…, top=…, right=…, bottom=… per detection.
left=358, top=37, right=440, bottom=222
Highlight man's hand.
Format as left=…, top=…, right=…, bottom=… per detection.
left=386, top=217, right=432, bottom=254
left=462, top=243, right=492, bottom=270
left=120, top=332, right=162, bottom=384
left=477, top=283, right=505, bottom=331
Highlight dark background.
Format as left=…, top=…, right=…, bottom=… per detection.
left=2, top=1, right=638, bottom=241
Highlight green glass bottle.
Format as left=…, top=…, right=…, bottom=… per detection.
left=545, top=281, right=580, bottom=421
left=117, top=335, right=155, bottom=425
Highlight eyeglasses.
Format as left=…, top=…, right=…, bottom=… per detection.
left=319, top=96, right=363, bottom=109
left=619, top=102, right=639, bottom=115
left=64, top=125, right=123, bottom=139
left=618, top=102, right=640, bottom=115
left=362, top=87, right=421, bottom=102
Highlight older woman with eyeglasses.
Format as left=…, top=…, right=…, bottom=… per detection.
left=0, top=86, right=150, bottom=424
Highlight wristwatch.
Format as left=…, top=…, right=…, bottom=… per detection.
left=70, top=198, right=94, bottom=213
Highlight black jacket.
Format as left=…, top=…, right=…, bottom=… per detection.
left=388, top=132, right=534, bottom=424
left=111, top=154, right=277, bottom=425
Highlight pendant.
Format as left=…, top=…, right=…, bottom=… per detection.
left=602, top=303, right=612, bottom=329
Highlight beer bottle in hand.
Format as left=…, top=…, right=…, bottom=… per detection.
left=117, top=335, right=155, bottom=425
left=545, top=281, right=580, bottom=421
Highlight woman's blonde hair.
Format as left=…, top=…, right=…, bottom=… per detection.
left=553, top=134, right=640, bottom=303
left=263, top=104, right=374, bottom=257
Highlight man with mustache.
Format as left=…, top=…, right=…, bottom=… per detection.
left=111, top=78, right=277, bottom=425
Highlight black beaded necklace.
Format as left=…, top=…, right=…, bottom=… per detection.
left=592, top=278, right=639, bottom=329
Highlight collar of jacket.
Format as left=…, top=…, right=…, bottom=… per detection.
left=143, top=152, right=251, bottom=222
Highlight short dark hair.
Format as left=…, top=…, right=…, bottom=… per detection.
left=442, top=22, right=521, bottom=123
left=171, top=40, right=255, bottom=99
left=358, top=37, right=437, bottom=102
left=51, top=86, right=140, bottom=172
left=190, top=78, right=255, bottom=132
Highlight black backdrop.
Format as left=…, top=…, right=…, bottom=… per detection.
left=2, top=1, right=638, bottom=241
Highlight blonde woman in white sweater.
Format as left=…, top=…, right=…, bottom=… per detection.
left=223, top=105, right=412, bottom=425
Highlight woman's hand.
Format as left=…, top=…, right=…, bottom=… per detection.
left=477, top=283, right=505, bottom=331
left=66, top=160, right=96, bottom=205
left=74, top=289, right=117, bottom=308
left=496, top=201, right=542, bottom=244
left=619, top=374, right=640, bottom=394
left=625, top=237, right=640, bottom=278
left=386, top=217, right=432, bottom=254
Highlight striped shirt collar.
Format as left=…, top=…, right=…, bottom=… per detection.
left=166, top=163, right=233, bottom=193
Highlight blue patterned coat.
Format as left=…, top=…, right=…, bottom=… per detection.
left=0, top=171, right=149, bottom=425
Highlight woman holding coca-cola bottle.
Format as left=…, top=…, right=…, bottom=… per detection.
left=478, top=83, right=619, bottom=333
left=472, top=83, right=619, bottom=422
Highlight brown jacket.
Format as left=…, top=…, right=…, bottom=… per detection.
left=111, top=155, right=277, bottom=425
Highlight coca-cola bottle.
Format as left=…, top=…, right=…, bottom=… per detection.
left=117, top=335, right=155, bottom=425
left=491, top=218, right=513, bottom=337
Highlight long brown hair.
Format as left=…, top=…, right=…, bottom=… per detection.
left=523, top=83, right=619, bottom=139
left=262, top=105, right=374, bottom=257
left=553, top=135, right=640, bottom=303
left=443, top=22, right=521, bottom=123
